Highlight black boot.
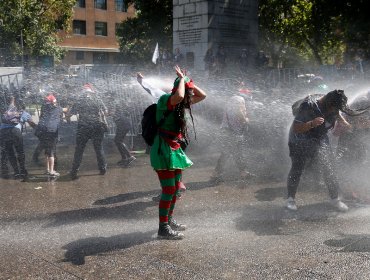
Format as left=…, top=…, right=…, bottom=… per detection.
left=99, top=165, right=107, bottom=175
left=169, top=219, right=186, bottom=231
left=157, top=224, right=184, bottom=240
left=69, top=170, right=78, bottom=180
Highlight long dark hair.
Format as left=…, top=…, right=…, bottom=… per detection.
left=174, top=91, right=196, bottom=142
left=323, top=89, right=369, bottom=116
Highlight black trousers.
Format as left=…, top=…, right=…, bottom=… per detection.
left=287, top=141, right=339, bottom=200
left=1, top=143, right=8, bottom=176
left=0, top=127, right=26, bottom=175
left=114, top=118, right=132, bottom=160
left=71, top=125, right=106, bottom=173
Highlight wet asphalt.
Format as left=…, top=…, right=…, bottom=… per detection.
left=1, top=137, right=370, bottom=279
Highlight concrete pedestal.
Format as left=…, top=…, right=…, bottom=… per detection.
left=173, top=0, right=258, bottom=71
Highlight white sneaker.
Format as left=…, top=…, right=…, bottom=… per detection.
left=331, top=198, right=348, bottom=212
left=49, top=171, right=60, bottom=177
left=286, top=197, right=297, bottom=211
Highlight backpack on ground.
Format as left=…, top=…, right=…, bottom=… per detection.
left=141, top=104, right=170, bottom=146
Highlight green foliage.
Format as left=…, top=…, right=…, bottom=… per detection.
left=259, top=0, right=368, bottom=67
left=117, top=0, right=173, bottom=64
left=339, top=0, right=370, bottom=60
left=0, top=0, right=75, bottom=65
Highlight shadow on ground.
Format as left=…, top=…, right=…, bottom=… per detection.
left=62, top=230, right=156, bottom=265
left=45, top=200, right=157, bottom=227
left=93, top=180, right=217, bottom=206
left=45, top=180, right=218, bottom=228
left=235, top=202, right=340, bottom=236
left=93, top=190, right=159, bottom=205
left=324, top=234, right=370, bottom=252
left=254, top=186, right=286, bottom=201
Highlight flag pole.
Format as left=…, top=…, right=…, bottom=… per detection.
left=152, top=43, right=159, bottom=64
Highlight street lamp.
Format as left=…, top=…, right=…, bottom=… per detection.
left=20, top=29, right=24, bottom=68
left=0, top=18, right=7, bottom=67
left=19, top=0, right=24, bottom=68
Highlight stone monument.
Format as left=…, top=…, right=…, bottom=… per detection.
left=173, top=0, right=258, bottom=71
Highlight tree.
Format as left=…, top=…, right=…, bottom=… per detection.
left=117, top=0, right=173, bottom=64
left=259, top=0, right=369, bottom=67
left=336, top=0, right=370, bottom=62
left=259, top=0, right=344, bottom=67
left=0, top=0, right=75, bottom=66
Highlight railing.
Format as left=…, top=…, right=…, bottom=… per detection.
left=264, top=64, right=367, bottom=88
left=0, top=71, right=23, bottom=92
left=82, top=66, right=152, bottom=144
left=62, top=63, right=369, bottom=140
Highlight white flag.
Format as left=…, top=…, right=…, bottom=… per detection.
left=152, top=43, right=159, bottom=64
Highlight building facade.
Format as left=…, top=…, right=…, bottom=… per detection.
left=58, top=0, right=135, bottom=65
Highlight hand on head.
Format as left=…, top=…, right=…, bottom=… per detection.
left=175, top=65, right=185, bottom=78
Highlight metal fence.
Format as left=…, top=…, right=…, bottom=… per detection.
left=264, top=64, right=367, bottom=88
left=83, top=66, right=153, bottom=140
left=0, top=71, right=23, bottom=92
left=63, top=63, right=369, bottom=140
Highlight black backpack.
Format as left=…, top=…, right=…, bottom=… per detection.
left=141, top=104, right=171, bottom=146
left=292, top=94, right=322, bottom=116
left=291, top=98, right=305, bottom=117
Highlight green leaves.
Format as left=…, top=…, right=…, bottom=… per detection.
left=0, top=0, right=75, bottom=65
left=117, top=0, right=173, bottom=64
left=258, top=0, right=367, bottom=67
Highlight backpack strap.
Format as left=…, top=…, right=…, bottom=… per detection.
left=157, top=109, right=172, bottom=128
left=156, top=110, right=172, bottom=155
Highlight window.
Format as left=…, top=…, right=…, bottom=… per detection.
left=75, top=0, right=85, bottom=8
left=95, top=22, right=107, bottom=36
left=73, top=20, right=86, bottom=35
left=115, top=0, right=126, bottom=12
left=95, top=0, right=107, bottom=10
left=93, top=52, right=109, bottom=64
left=76, top=51, right=84, bottom=60
left=115, top=23, right=123, bottom=37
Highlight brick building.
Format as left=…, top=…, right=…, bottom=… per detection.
left=58, top=0, right=135, bottom=65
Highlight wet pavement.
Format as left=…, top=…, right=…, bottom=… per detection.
left=1, top=141, right=370, bottom=279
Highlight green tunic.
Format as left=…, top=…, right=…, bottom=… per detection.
left=150, top=94, right=193, bottom=170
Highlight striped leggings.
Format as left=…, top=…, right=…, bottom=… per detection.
left=156, top=169, right=182, bottom=224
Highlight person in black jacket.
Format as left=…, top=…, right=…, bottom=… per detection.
left=286, top=90, right=365, bottom=212
left=68, top=84, right=108, bottom=180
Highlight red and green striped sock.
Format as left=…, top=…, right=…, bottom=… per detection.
left=169, top=169, right=182, bottom=221
left=156, top=170, right=176, bottom=224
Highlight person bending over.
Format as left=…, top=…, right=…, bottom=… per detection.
left=286, top=89, right=365, bottom=212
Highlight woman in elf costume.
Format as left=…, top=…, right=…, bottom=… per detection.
left=153, top=66, right=206, bottom=239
